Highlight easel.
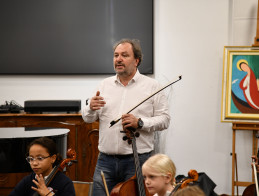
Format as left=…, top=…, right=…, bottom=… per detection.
left=253, top=0, right=259, bottom=47
left=232, top=122, right=259, bottom=196
left=231, top=1, right=259, bottom=195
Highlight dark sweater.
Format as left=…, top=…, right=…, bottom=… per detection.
left=9, top=171, right=75, bottom=196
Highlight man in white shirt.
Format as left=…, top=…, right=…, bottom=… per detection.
left=82, top=39, right=170, bottom=195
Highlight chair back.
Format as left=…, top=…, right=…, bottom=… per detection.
left=73, top=181, right=93, bottom=196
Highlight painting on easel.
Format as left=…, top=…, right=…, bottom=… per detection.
left=221, top=46, right=259, bottom=122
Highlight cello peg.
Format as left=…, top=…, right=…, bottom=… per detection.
left=135, top=132, right=140, bottom=137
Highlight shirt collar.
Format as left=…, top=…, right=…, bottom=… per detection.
left=114, top=69, right=140, bottom=85
left=34, top=168, right=54, bottom=180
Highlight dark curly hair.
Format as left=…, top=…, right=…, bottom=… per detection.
left=27, top=137, right=62, bottom=167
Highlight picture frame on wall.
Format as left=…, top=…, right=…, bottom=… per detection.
left=221, top=46, right=259, bottom=122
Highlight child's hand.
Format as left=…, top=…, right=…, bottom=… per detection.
left=31, top=174, right=50, bottom=196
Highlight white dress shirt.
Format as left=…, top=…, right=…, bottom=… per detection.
left=82, top=70, right=170, bottom=155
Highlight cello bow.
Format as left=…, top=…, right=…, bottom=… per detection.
left=110, top=75, right=182, bottom=128
left=101, top=170, right=110, bottom=196
left=252, top=159, right=259, bottom=195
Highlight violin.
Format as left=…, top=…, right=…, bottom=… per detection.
left=33, top=148, right=77, bottom=196
left=110, top=128, right=151, bottom=196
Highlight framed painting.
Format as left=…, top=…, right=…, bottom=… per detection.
left=221, top=46, right=259, bottom=122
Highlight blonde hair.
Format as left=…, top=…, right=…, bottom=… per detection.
left=174, top=186, right=205, bottom=196
left=142, top=153, right=176, bottom=185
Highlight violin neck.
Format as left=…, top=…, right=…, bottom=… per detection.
left=132, top=136, right=146, bottom=196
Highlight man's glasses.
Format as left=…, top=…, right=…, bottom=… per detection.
left=26, top=155, right=51, bottom=164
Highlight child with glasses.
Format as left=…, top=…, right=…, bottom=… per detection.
left=142, top=153, right=176, bottom=196
left=10, top=137, right=75, bottom=196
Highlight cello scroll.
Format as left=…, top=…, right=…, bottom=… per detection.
left=45, top=148, right=77, bottom=186
left=170, top=169, right=199, bottom=195
left=180, top=170, right=199, bottom=189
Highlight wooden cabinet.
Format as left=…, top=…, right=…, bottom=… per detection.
left=0, top=113, right=99, bottom=195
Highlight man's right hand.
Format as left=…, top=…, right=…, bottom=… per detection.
left=90, top=91, right=106, bottom=111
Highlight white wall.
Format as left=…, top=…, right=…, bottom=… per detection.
left=155, top=0, right=231, bottom=194
left=0, top=0, right=258, bottom=194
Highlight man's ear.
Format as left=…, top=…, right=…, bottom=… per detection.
left=135, top=58, right=139, bottom=67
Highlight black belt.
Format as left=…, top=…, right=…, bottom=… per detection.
left=100, top=151, right=151, bottom=159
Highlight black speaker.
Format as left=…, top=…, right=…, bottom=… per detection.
left=24, top=100, right=81, bottom=114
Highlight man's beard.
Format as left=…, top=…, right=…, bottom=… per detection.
left=114, top=63, right=136, bottom=77
left=115, top=63, right=128, bottom=76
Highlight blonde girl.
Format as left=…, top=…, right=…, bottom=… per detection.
left=142, top=153, right=176, bottom=196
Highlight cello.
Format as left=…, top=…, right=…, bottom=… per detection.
left=110, top=128, right=151, bottom=196
left=33, top=148, right=77, bottom=196
left=45, top=148, right=77, bottom=186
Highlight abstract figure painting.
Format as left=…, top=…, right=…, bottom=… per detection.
left=221, top=46, right=259, bottom=122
